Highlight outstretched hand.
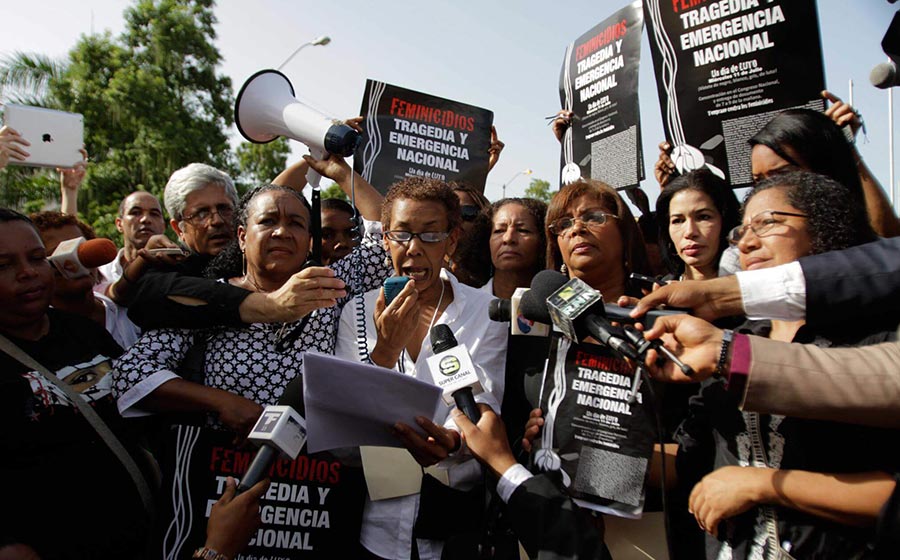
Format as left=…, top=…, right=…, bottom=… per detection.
left=205, top=476, right=270, bottom=558
left=393, top=416, right=461, bottom=467
left=630, top=275, right=743, bottom=322
left=642, top=314, right=724, bottom=382
left=452, top=404, right=517, bottom=477
left=265, top=266, right=347, bottom=323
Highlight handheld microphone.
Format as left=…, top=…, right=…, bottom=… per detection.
left=427, top=324, right=483, bottom=422
left=49, top=236, right=119, bottom=279
left=521, top=271, right=694, bottom=376
left=488, top=288, right=550, bottom=336
left=238, top=375, right=308, bottom=493
left=520, top=270, right=641, bottom=360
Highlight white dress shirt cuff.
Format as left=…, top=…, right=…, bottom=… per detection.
left=116, top=370, right=179, bottom=417
left=737, top=261, right=807, bottom=321
left=497, top=464, right=533, bottom=504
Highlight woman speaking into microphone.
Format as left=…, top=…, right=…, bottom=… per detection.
left=335, top=177, right=507, bottom=560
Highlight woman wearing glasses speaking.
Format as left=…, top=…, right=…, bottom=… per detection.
left=335, top=177, right=507, bottom=560
left=677, top=171, right=900, bottom=559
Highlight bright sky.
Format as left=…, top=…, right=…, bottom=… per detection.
left=1, top=0, right=897, bottom=209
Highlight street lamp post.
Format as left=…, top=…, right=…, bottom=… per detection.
left=277, top=36, right=331, bottom=71
left=501, top=168, right=533, bottom=199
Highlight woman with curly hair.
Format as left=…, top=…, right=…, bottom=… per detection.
left=679, top=171, right=899, bottom=559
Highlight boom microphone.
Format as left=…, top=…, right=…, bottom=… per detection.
left=870, top=61, right=900, bottom=89
left=238, top=374, right=308, bottom=493
left=427, top=324, right=483, bottom=422
left=49, top=237, right=118, bottom=279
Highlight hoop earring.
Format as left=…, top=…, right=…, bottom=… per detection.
left=560, top=263, right=568, bottom=275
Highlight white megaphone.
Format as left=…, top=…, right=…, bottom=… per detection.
left=234, top=69, right=360, bottom=189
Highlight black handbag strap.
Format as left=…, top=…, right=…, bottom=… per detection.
left=0, top=333, right=156, bottom=518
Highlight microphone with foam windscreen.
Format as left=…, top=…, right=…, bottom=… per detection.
left=49, top=236, right=119, bottom=279
left=521, top=270, right=694, bottom=376
left=238, top=374, right=307, bottom=493
left=488, top=287, right=551, bottom=336
left=520, top=271, right=641, bottom=361
left=870, top=61, right=900, bottom=89
left=427, top=324, right=483, bottom=423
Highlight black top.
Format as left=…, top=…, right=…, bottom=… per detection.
left=126, top=253, right=252, bottom=330
left=0, top=309, right=150, bottom=558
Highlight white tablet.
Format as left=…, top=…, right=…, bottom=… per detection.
left=2, top=104, right=84, bottom=168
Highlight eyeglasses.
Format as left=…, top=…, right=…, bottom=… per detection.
left=182, top=204, right=235, bottom=226
left=460, top=205, right=480, bottom=222
left=548, top=211, right=618, bottom=235
left=384, top=230, right=451, bottom=244
left=728, top=210, right=808, bottom=245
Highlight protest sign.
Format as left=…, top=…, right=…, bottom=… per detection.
left=354, top=80, right=494, bottom=194
left=535, top=340, right=655, bottom=518
left=645, top=0, right=825, bottom=188
left=559, top=1, right=645, bottom=189
left=156, top=425, right=365, bottom=559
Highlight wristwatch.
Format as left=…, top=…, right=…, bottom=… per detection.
left=714, top=329, right=734, bottom=384
left=193, top=547, right=230, bottom=560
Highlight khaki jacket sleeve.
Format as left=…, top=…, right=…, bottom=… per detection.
left=741, top=335, right=900, bottom=428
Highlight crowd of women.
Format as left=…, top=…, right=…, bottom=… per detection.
left=0, top=87, right=898, bottom=560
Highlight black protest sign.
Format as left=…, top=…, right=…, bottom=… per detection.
left=535, top=341, right=655, bottom=518
left=645, top=0, right=825, bottom=188
left=354, top=80, right=494, bottom=194
left=155, top=425, right=364, bottom=560
left=559, top=1, right=645, bottom=189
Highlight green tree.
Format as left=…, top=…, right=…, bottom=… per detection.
left=0, top=1, right=235, bottom=240
left=235, top=138, right=290, bottom=193
left=524, top=178, right=552, bottom=203
left=321, top=182, right=348, bottom=202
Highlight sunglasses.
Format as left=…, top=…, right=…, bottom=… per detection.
left=460, top=205, right=480, bottom=222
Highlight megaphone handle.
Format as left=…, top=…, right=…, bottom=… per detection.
left=306, top=147, right=326, bottom=190
left=310, top=187, right=322, bottom=265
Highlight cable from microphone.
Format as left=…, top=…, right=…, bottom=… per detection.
left=427, top=324, right=483, bottom=423
left=238, top=374, right=307, bottom=493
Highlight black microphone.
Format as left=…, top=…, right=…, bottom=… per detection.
left=488, top=298, right=511, bottom=322
left=520, top=271, right=641, bottom=361
left=238, top=374, right=307, bottom=493
left=521, top=271, right=693, bottom=375
left=428, top=324, right=483, bottom=423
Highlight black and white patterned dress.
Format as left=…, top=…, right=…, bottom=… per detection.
left=108, top=224, right=390, bottom=559
left=112, top=220, right=391, bottom=421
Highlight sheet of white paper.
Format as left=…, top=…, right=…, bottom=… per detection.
left=302, top=352, right=444, bottom=454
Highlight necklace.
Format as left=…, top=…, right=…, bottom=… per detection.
left=428, top=277, right=447, bottom=331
